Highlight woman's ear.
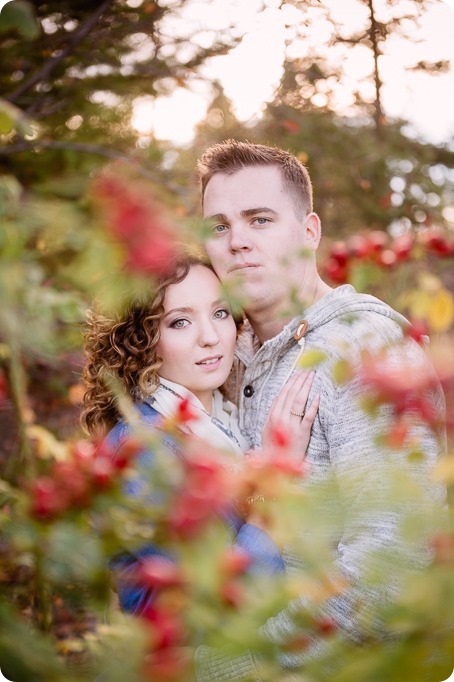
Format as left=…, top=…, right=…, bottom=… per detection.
left=303, top=212, right=322, bottom=251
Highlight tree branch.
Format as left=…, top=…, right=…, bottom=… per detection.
left=7, top=0, right=114, bottom=103
left=367, top=0, right=385, bottom=134
left=0, top=139, right=183, bottom=190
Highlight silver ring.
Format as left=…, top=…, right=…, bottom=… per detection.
left=290, top=410, right=305, bottom=418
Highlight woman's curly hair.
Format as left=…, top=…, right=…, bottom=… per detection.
left=81, top=255, right=214, bottom=437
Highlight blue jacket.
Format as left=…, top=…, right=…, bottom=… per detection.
left=105, top=401, right=285, bottom=614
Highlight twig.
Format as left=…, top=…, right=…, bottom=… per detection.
left=7, top=0, right=114, bottom=103
left=0, top=139, right=163, bottom=182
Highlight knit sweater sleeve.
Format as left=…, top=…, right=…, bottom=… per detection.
left=319, top=371, right=441, bottom=635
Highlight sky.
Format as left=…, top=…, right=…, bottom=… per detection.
left=131, top=0, right=454, bottom=146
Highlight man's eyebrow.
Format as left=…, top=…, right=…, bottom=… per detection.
left=206, top=208, right=277, bottom=221
left=241, top=207, right=278, bottom=217
left=162, top=306, right=192, bottom=319
left=205, top=213, right=227, bottom=223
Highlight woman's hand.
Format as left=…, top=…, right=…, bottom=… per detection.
left=262, top=370, right=319, bottom=459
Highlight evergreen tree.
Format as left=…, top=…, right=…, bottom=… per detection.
left=0, top=0, right=239, bottom=186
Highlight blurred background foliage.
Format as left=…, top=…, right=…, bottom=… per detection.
left=0, top=0, right=453, bottom=680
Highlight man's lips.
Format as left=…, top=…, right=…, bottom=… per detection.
left=196, top=355, right=222, bottom=366
left=228, top=263, right=260, bottom=273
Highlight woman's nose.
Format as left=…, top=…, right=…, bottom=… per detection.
left=199, top=321, right=220, bottom=346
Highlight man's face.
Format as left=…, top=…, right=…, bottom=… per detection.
left=203, top=165, right=311, bottom=315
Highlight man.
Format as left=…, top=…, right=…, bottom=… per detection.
left=195, top=140, right=446, bottom=678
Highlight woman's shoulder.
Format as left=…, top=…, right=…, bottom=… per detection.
left=102, top=402, right=156, bottom=453
left=104, top=401, right=180, bottom=460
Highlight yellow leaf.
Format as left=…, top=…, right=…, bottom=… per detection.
left=407, top=290, right=432, bottom=320
left=434, top=455, right=454, bottom=484
left=419, top=272, right=442, bottom=293
left=428, top=288, right=454, bottom=333
left=332, top=358, right=354, bottom=385
left=297, top=349, right=327, bottom=369
left=26, top=425, right=68, bottom=460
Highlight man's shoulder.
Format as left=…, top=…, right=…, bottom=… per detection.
left=299, top=286, right=407, bottom=351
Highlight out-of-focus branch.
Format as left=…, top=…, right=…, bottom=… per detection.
left=0, top=139, right=158, bottom=179
left=367, top=0, right=385, bottom=134
left=0, top=139, right=186, bottom=192
left=7, top=0, right=114, bottom=104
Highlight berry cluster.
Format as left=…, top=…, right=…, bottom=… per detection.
left=28, top=438, right=141, bottom=521
left=324, top=229, right=454, bottom=284
left=92, top=168, right=180, bottom=276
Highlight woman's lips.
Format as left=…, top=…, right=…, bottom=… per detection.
left=196, top=355, right=222, bottom=369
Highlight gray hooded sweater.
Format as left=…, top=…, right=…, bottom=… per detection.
left=195, top=285, right=446, bottom=680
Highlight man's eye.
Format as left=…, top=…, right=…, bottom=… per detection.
left=253, top=217, right=270, bottom=226
left=170, top=318, right=189, bottom=329
left=212, top=224, right=228, bottom=234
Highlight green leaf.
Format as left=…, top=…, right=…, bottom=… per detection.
left=332, top=358, right=354, bottom=385
left=0, top=99, right=36, bottom=137
left=0, top=0, right=41, bottom=39
left=0, top=109, right=13, bottom=134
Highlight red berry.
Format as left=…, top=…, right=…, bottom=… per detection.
left=329, top=241, right=349, bottom=266
left=347, top=235, right=371, bottom=259
left=271, top=424, right=290, bottom=448
left=137, top=557, right=184, bottom=590
left=141, top=605, right=186, bottom=649
left=392, top=234, right=414, bottom=261
left=53, top=462, right=91, bottom=508
left=405, top=320, right=429, bottom=344
left=368, top=230, right=389, bottom=253
left=422, top=231, right=452, bottom=257
left=113, top=437, right=143, bottom=470
left=0, top=371, right=8, bottom=405
left=314, top=617, right=337, bottom=636
left=324, top=258, right=349, bottom=284
left=30, top=477, right=66, bottom=521
left=377, top=249, right=397, bottom=268
left=91, top=457, right=115, bottom=490
left=220, top=547, right=252, bottom=576
left=220, top=580, right=244, bottom=608
left=177, top=398, right=197, bottom=423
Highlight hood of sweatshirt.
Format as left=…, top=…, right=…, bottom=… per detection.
left=235, top=285, right=410, bottom=367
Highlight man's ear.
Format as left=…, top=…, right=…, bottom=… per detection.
left=303, top=212, right=322, bottom=251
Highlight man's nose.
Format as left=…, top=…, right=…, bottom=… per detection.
left=228, top=224, right=252, bottom=253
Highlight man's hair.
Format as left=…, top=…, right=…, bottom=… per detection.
left=197, top=139, right=313, bottom=216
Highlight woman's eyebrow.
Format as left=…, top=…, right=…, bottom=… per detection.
left=162, top=306, right=192, bottom=319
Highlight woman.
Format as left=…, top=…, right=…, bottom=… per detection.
left=82, top=255, right=318, bottom=614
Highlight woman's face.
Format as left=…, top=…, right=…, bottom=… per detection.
left=156, top=265, right=237, bottom=412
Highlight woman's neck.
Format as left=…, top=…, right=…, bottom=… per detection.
left=158, top=376, right=214, bottom=414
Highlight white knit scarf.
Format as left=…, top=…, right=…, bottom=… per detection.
left=144, top=377, right=249, bottom=457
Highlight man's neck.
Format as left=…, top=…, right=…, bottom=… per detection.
left=247, top=277, right=333, bottom=344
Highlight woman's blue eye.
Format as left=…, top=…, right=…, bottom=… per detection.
left=170, top=318, right=188, bottom=329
